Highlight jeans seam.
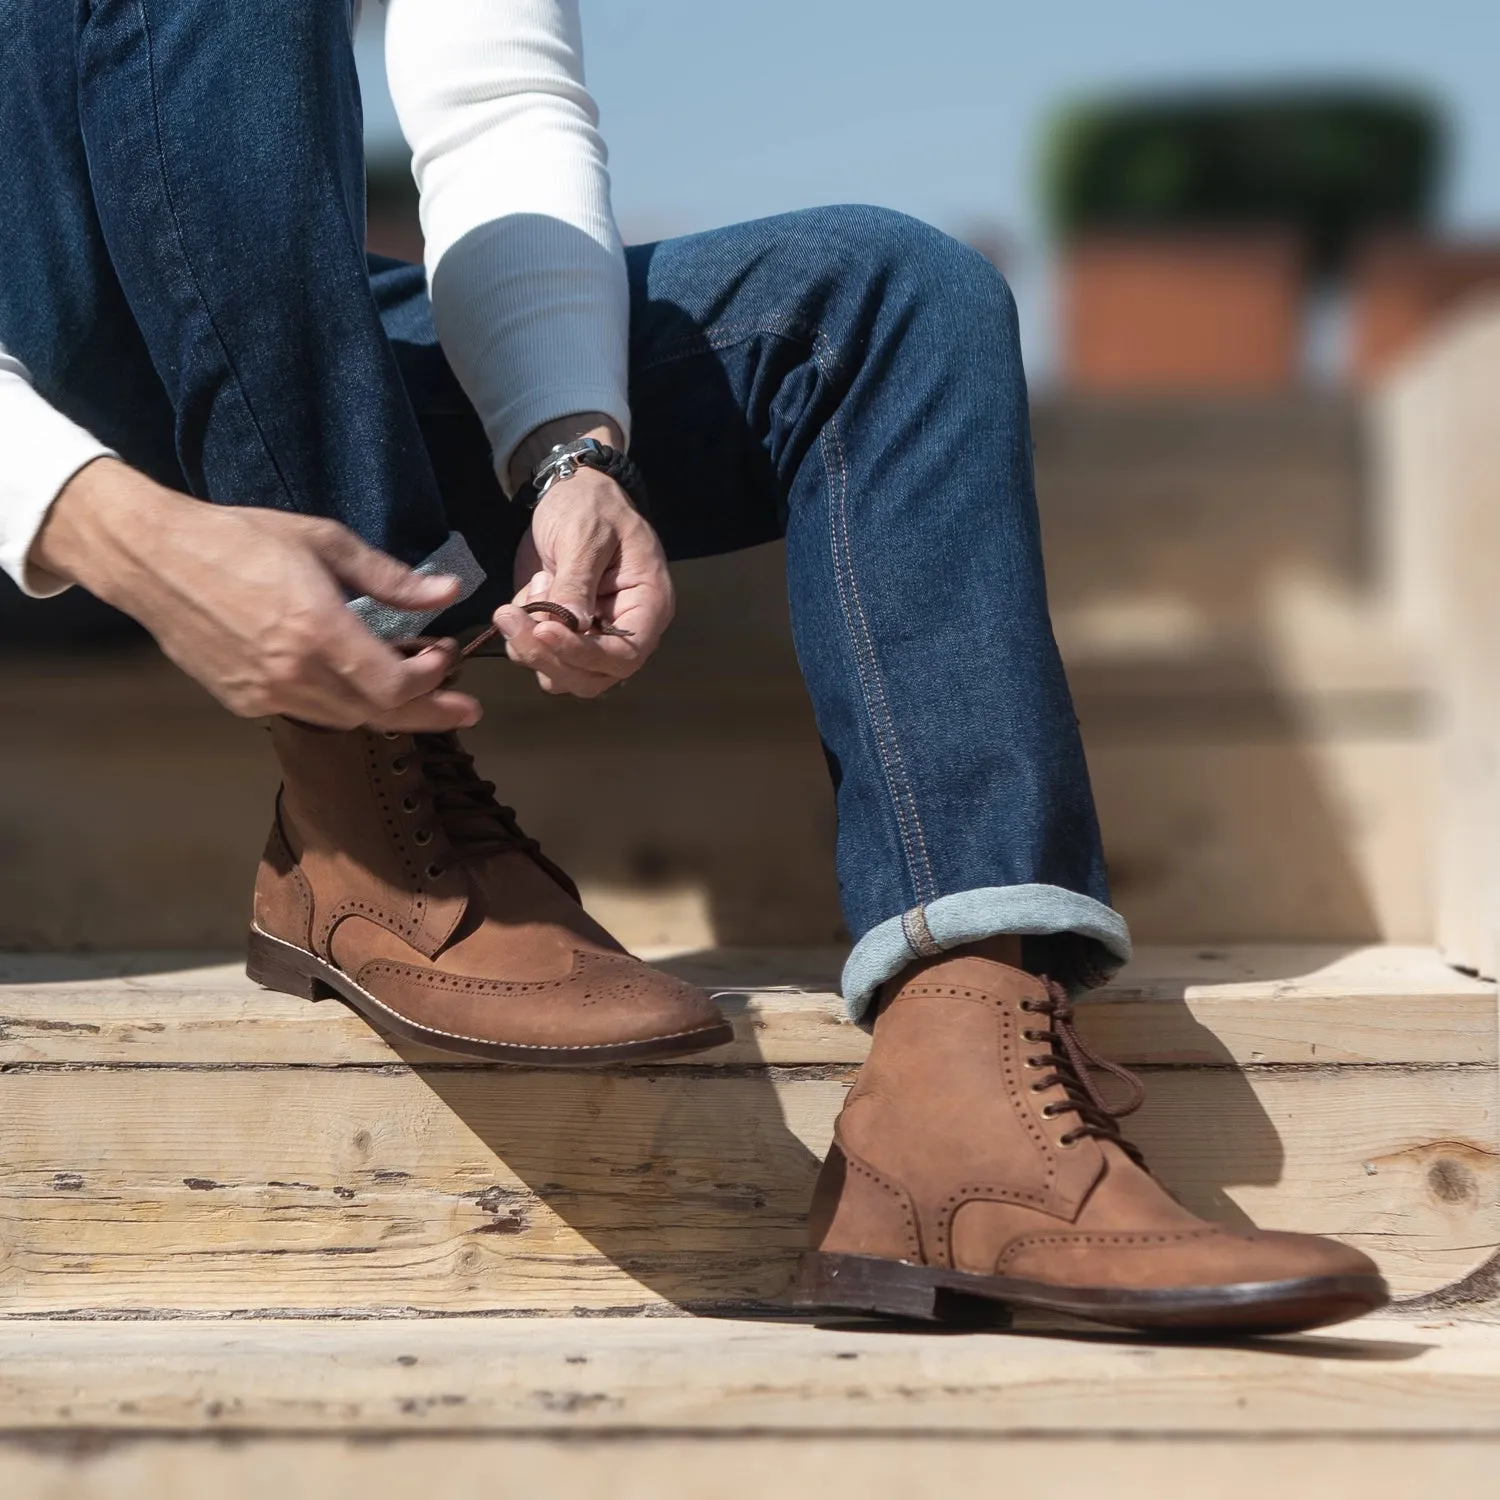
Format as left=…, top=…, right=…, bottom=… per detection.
left=135, top=0, right=295, bottom=507
left=636, top=307, right=936, bottom=907
left=901, top=904, right=943, bottom=958
left=813, top=332, right=937, bottom=906
left=635, top=317, right=835, bottom=376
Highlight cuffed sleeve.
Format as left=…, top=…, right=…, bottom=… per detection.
left=0, top=348, right=115, bottom=597
left=385, top=0, right=630, bottom=490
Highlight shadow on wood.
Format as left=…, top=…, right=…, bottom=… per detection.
left=392, top=1040, right=828, bottom=1313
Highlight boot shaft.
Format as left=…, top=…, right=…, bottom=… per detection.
left=838, top=958, right=1107, bottom=1225
left=259, top=719, right=470, bottom=960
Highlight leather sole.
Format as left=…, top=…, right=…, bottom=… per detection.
left=246, top=926, right=735, bottom=1065
left=793, top=1250, right=1390, bottom=1335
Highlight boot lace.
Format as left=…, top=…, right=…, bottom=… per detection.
left=402, top=732, right=542, bottom=868
left=1021, top=979, right=1149, bottom=1165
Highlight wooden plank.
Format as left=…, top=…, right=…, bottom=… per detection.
left=7, top=1435, right=1500, bottom=1500
left=0, top=650, right=1440, bottom=952
left=1, top=946, right=1491, bottom=1067
left=2, top=1064, right=1494, bottom=1312
left=4, top=1316, right=1500, bottom=1436
left=1376, top=304, right=1500, bottom=981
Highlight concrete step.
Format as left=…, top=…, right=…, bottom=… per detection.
left=2, top=945, right=1495, bottom=1314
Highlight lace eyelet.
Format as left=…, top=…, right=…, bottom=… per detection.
left=413, top=828, right=433, bottom=847
left=1058, top=1132, right=1081, bottom=1149
left=381, top=731, right=401, bottom=741
left=426, top=862, right=444, bottom=880
left=1040, top=1103, right=1063, bottom=1119
left=401, top=796, right=420, bottom=814
left=390, top=757, right=410, bottom=775
left=1023, top=1057, right=1043, bottom=1069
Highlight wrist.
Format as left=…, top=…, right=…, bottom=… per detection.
left=507, top=413, right=623, bottom=494
left=30, top=458, right=173, bottom=602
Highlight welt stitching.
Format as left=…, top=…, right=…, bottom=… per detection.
left=815, top=334, right=937, bottom=900
left=250, top=928, right=721, bottom=1054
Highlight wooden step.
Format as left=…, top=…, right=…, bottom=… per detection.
left=9, top=1426, right=1500, bottom=1500
left=3, top=1314, right=1499, bottom=1436
left=2, top=945, right=1495, bottom=1315
left=9, top=1317, right=1500, bottom=1499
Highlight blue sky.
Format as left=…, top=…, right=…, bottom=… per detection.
left=355, top=1, right=1500, bottom=369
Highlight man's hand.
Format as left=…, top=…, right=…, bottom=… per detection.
left=494, top=464, right=674, bottom=699
left=31, top=458, right=482, bottom=731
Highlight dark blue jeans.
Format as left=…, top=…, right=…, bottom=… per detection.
left=0, top=0, right=1129, bottom=1014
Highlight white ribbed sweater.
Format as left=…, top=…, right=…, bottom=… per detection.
left=0, top=0, right=627, bottom=596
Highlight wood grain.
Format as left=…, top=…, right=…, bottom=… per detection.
left=3, top=1316, right=1500, bottom=1435
left=3, top=946, right=1494, bottom=1314
left=3, top=1065, right=1494, bottom=1311
left=1, top=944, right=1491, bottom=1067
left=8, top=1436, right=1500, bottom=1500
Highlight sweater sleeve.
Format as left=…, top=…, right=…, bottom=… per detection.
left=384, top=0, right=630, bottom=491
left=0, top=348, right=116, bottom=598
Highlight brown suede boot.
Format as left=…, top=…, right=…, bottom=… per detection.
left=794, top=950, right=1389, bottom=1333
left=246, top=719, right=731, bottom=1063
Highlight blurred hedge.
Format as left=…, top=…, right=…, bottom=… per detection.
left=1042, top=89, right=1444, bottom=273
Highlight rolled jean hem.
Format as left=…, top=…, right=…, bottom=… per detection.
left=347, top=530, right=487, bottom=642
left=840, top=883, right=1132, bottom=1024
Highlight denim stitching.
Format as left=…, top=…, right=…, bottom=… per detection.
left=636, top=308, right=936, bottom=903
left=813, top=333, right=937, bottom=903
left=901, top=904, right=943, bottom=958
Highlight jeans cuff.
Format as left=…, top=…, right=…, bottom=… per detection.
left=346, top=531, right=487, bottom=641
left=840, top=883, right=1133, bottom=1024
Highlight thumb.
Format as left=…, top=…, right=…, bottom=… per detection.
left=311, top=523, right=461, bottom=612
left=546, top=545, right=610, bottom=630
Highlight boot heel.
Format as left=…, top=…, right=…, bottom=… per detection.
left=794, top=1252, right=943, bottom=1321
left=246, top=931, right=330, bottom=1002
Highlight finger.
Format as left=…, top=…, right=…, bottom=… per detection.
left=593, top=549, right=675, bottom=656
left=495, top=603, right=631, bottom=681
left=310, top=522, right=463, bottom=612
left=512, top=641, right=618, bottom=698
left=531, top=619, right=636, bottom=677
left=591, top=583, right=674, bottom=657
left=320, top=614, right=461, bottom=715
left=493, top=608, right=620, bottom=697
left=367, top=690, right=483, bottom=733
left=534, top=664, right=617, bottom=699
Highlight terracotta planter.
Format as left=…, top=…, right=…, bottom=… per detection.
left=1061, top=233, right=1303, bottom=393
left=1351, top=236, right=1500, bottom=385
